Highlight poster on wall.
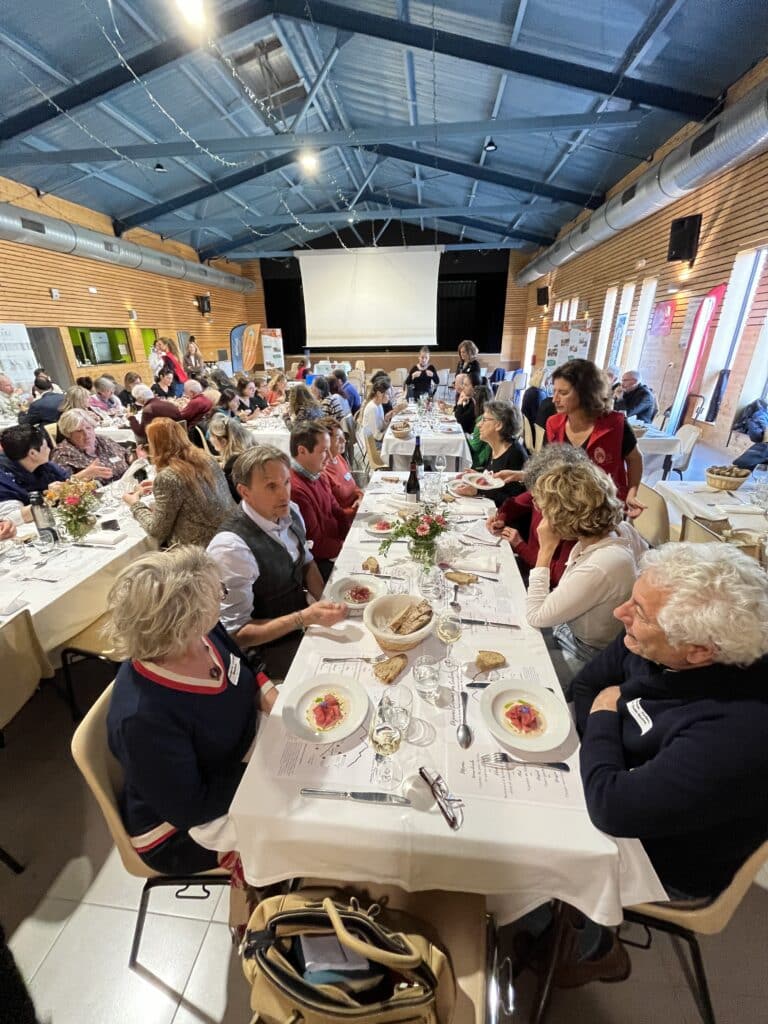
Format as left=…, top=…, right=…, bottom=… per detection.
left=545, top=321, right=592, bottom=376
left=545, top=327, right=569, bottom=373
left=261, top=328, right=284, bottom=371
left=0, top=322, right=39, bottom=387
left=650, top=299, right=676, bottom=337
left=568, top=319, right=592, bottom=360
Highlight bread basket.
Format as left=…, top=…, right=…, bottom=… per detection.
left=705, top=467, right=750, bottom=491
left=363, top=594, right=435, bottom=652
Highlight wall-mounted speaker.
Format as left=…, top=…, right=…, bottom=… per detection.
left=667, top=214, right=702, bottom=264
left=536, top=286, right=550, bottom=307
left=196, top=294, right=212, bottom=314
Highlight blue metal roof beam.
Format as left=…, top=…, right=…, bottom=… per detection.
left=0, top=0, right=714, bottom=145
left=363, top=144, right=602, bottom=209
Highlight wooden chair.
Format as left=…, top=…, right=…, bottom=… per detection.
left=680, top=515, right=725, bottom=543
left=60, top=612, right=118, bottom=720
left=534, top=423, right=546, bottom=452
left=624, top=840, right=768, bottom=1024
left=633, top=482, right=670, bottom=547
left=43, top=422, right=59, bottom=445
left=194, top=425, right=215, bottom=456
left=71, top=684, right=229, bottom=969
left=354, top=359, right=366, bottom=372
left=365, top=433, right=387, bottom=472
left=523, top=416, right=534, bottom=455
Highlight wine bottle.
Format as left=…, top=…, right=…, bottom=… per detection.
left=405, top=460, right=421, bottom=503
left=412, top=435, right=424, bottom=479
left=29, top=491, right=59, bottom=543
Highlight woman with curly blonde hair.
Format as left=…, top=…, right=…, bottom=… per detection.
left=525, top=460, right=647, bottom=667
left=124, top=418, right=234, bottom=547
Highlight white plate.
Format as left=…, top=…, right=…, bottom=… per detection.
left=446, top=479, right=481, bottom=498
left=328, top=574, right=388, bottom=613
left=464, top=472, right=505, bottom=491
left=479, top=681, right=570, bottom=754
left=281, top=674, right=370, bottom=744
left=365, top=518, right=397, bottom=536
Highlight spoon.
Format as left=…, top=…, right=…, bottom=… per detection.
left=457, top=690, right=473, bottom=749
left=449, top=584, right=461, bottom=614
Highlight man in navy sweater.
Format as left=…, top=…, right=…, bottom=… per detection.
left=562, top=541, right=768, bottom=986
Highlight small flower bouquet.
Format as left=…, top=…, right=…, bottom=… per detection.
left=44, top=479, right=100, bottom=541
left=378, top=508, right=449, bottom=566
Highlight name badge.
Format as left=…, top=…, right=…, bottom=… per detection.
left=625, top=697, right=652, bottom=735
left=343, top=471, right=352, bottom=481
left=228, top=653, right=241, bottom=686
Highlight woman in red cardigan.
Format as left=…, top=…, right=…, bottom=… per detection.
left=319, top=417, right=362, bottom=519
left=487, top=443, right=590, bottom=585
left=545, top=359, right=644, bottom=518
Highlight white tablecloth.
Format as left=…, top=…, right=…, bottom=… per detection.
left=636, top=427, right=682, bottom=485
left=0, top=496, right=155, bottom=725
left=381, top=422, right=472, bottom=471
left=96, top=425, right=135, bottom=444
left=197, top=472, right=664, bottom=925
left=655, top=479, right=768, bottom=532
left=243, top=418, right=291, bottom=454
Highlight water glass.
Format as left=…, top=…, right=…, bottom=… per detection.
left=31, top=532, right=57, bottom=559
left=380, top=686, right=413, bottom=734
left=413, top=655, right=440, bottom=702
left=388, top=571, right=408, bottom=595
left=418, top=565, right=444, bottom=602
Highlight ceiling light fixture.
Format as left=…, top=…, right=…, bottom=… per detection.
left=484, top=138, right=497, bottom=153
left=175, top=0, right=206, bottom=28
left=299, top=150, right=319, bottom=174
left=154, top=162, right=168, bottom=173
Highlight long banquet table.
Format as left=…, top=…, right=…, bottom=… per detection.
left=381, top=418, right=472, bottom=471
left=243, top=414, right=291, bottom=454
left=0, top=492, right=155, bottom=726
left=197, top=471, right=665, bottom=926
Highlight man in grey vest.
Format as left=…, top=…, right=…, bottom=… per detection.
left=207, top=445, right=346, bottom=690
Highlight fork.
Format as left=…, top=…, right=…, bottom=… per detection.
left=480, top=752, right=570, bottom=772
left=321, top=655, right=386, bottom=665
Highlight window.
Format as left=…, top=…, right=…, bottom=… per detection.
left=593, top=286, right=618, bottom=367
left=68, top=327, right=133, bottom=366
left=607, top=282, right=636, bottom=367
left=553, top=301, right=562, bottom=321
left=624, top=277, right=658, bottom=370
left=568, top=296, right=579, bottom=321
left=523, top=325, right=537, bottom=377
left=697, top=247, right=767, bottom=420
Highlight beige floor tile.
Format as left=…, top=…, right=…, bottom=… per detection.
left=171, top=923, right=251, bottom=1024
left=8, top=897, right=77, bottom=983
left=29, top=903, right=206, bottom=1024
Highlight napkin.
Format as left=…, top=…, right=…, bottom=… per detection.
left=714, top=504, right=766, bottom=516
left=445, top=497, right=494, bottom=515
left=446, top=549, right=499, bottom=574
left=75, top=530, right=128, bottom=547
left=461, top=519, right=501, bottom=546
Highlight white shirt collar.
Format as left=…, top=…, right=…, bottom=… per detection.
left=241, top=499, right=295, bottom=535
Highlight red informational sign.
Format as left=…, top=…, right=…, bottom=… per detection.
left=649, top=299, right=676, bottom=337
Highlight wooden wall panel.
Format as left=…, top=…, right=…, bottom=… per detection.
left=0, top=176, right=267, bottom=386
left=507, top=56, right=768, bottom=453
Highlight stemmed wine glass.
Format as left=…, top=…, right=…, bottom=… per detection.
left=369, top=699, right=403, bottom=790
left=434, top=453, right=447, bottom=496
left=436, top=609, right=462, bottom=680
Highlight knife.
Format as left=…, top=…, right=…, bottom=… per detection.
left=300, top=788, right=411, bottom=805
left=460, top=618, right=520, bottom=629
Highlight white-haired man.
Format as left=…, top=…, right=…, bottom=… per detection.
left=127, top=384, right=182, bottom=441
left=554, top=543, right=768, bottom=985
left=614, top=370, right=657, bottom=423
left=180, top=378, right=213, bottom=430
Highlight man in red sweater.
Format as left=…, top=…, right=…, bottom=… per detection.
left=180, top=379, right=213, bottom=430
left=289, top=422, right=350, bottom=581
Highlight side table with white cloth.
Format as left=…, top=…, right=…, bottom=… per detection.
left=381, top=420, right=472, bottom=471
left=193, top=471, right=666, bottom=932
left=636, top=426, right=682, bottom=485
left=0, top=488, right=156, bottom=727
left=656, top=479, right=768, bottom=534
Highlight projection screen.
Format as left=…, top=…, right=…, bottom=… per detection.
left=296, top=246, right=443, bottom=349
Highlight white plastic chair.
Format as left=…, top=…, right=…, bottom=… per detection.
left=494, top=380, right=515, bottom=402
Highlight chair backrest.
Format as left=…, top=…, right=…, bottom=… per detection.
left=522, top=416, right=534, bottom=454
left=495, top=379, right=516, bottom=402
left=43, top=422, right=59, bottom=445
left=438, top=368, right=450, bottom=385
left=633, top=483, right=670, bottom=547
left=289, top=362, right=300, bottom=375
left=365, top=433, right=387, bottom=471
left=354, top=360, right=366, bottom=372
left=391, top=368, right=407, bottom=387
left=652, top=409, right=669, bottom=430
left=533, top=423, right=546, bottom=452
left=633, top=839, right=768, bottom=936
left=672, top=424, right=702, bottom=472
left=194, top=424, right=215, bottom=456
left=71, top=683, right=156, bottom=879
left=680, top=514, right=725, bottom=543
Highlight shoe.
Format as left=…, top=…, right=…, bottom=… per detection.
left=554, top=933, right=631, bottom=989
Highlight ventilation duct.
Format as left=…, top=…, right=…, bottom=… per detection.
left=0, top=201, right=255, bottom=294
left=516, top=80, right=768, bottom=285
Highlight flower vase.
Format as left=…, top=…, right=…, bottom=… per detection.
left=57, top=513, right=97, bottom=543
left=408, top=537, right=436, bottom=567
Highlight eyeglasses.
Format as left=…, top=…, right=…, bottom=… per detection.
left=219, top=581, right=229, bottom=599
left=418, top=767, right=464, bottom=831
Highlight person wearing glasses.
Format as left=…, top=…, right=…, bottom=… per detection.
left=0, top=424, right=110, bottom=510
left=453, top=400, right=528, bottom=506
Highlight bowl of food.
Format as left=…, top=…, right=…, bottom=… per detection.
left=281, top=674, right=370, bottom=743
left=480, top=681, right=571, bottom=753
left=363, top=594, right=434, bottom=652
left=705, top=465, right=751, bottom=491
left=328, top=574, right=387, bottom=614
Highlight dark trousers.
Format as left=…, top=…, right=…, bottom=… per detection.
left=316, top=558, right=335, bottom=583
left=139, top=831, right=219, bottom=874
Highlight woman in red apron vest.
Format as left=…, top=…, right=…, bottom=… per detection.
left=545, top=359, right=645, bottom=518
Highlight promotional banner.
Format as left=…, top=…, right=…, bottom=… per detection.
left=0, top=322, right=38, bottom=387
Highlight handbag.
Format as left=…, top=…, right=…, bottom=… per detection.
left=241, top=887, right=456, bottom=1023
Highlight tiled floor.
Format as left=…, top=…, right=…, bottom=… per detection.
left=3, top=621, right=768, bottom=1022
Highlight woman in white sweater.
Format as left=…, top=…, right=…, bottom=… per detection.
left=361, top=379, right=405, bottom=443
left=525, top=460, right=647, bottom=666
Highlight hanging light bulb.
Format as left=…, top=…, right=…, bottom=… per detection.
left=484, top=138, right=498, bottom=153
left=299, top=151, right=319, bottom=174
left=175, top=0, right=205, bottom=28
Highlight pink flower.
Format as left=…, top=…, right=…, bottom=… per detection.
left=421, top=515, right=433, bottom=525
left=416, top=523, right=430, bottom=536
left=434, top=515, right=447, bottom=527
left=64, top=495, right=81, bottom=506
